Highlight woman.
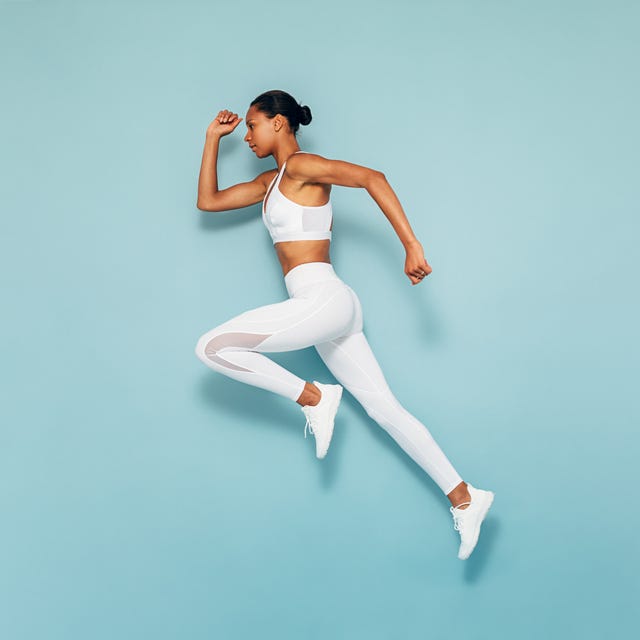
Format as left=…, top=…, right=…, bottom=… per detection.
left=194, top=89, right=494, bottom=560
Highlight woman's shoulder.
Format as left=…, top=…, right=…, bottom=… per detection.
left=284, top=152, right=328, bottom=180
left=287, top=151, right=325, bottom=166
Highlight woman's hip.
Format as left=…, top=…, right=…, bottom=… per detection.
left=198, top=271, right=363, bottom=349
left=283, top=262, right=363, bottom=335
left=284, top=261, right=343, bottom=297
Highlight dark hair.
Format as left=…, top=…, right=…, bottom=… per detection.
left=250, top=89, right=312, bottom=136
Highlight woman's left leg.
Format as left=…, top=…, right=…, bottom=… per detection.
left=317, top=328, right=496, bottom=559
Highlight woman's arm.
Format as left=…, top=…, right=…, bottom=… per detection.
left=286, top=154, right=432, bottom=285
left=196, top=110, right=269, bottom=212
left=196, top=130, right=222, bottom=209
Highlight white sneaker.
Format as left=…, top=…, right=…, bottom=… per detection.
left=450, top=482, right=495, bottom=560
left=300, top=381, right=343, bottom=459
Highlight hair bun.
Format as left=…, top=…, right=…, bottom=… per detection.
left=298, top=104, right=312, bottom=126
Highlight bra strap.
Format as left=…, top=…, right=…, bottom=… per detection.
left=275, top=163, right=286, bottom=188
left=277, top=151, right=306, bottom=186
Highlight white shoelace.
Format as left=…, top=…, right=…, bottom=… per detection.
left=304, top=414, right=315, bottom=438
left=450, top=502, right=472, bottom=531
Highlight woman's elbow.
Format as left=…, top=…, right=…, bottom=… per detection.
left=365, top=169, right=386, bottom=189
left=196, top=198, right=217, bottom=211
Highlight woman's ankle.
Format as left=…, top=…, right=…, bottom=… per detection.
left=447, top=481, right=471, bottom=509
left=296, top=381, right=321, bottom=407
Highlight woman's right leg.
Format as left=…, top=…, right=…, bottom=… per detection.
left=314, top=330, right=464, bottom=496
left=194, top=280, right=357, bottom=403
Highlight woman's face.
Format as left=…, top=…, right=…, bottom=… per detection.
left=243, top=107, right=276, bottom=157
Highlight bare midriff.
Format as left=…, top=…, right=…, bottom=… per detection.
left=274, top=239, right=332, bottom=277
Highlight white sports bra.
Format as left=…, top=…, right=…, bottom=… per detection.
left=262, top=151, right=333, bottom=244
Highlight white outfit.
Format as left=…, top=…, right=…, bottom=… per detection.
left=261, top=150, right=333, bottom=243
left=195, top=261, right=464, bottom=496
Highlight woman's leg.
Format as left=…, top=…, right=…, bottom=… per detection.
left=315, top=330, right=464, bottom=496
left=195, top=281, right=357, bottom=403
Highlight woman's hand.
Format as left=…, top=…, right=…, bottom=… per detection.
left=404, top=240, right=432, bottom=285
left=206, top=109, right=243, bottom=138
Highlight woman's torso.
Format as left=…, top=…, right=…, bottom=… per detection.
left=262, top=152, right=333, bottom=277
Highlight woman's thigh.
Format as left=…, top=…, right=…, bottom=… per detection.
left=314, top=330, right=392, bottom=396
left=197, top=280, right=359, bottom=355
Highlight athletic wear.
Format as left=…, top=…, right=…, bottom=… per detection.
left=450, top=483, right=495, bottom=559
left=194, top=261, right=464, bottom=496
left=262, top=151, right=333, bottom=244
left=301, top=380, right=343, bottom=459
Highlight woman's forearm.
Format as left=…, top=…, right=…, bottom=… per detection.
left=197, top=133, right=221, bottom=209
left=366, top=173, right=420, bottom=249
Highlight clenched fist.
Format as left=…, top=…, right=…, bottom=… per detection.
left=207, top=109, right=243, bottom=138
left=404, top=241, right=432, bottom=285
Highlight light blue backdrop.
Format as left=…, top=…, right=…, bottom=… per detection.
left=1, top=1, right=638, bottom=638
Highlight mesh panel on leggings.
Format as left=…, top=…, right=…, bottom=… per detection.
left=204, top=332, right=271, bottom=373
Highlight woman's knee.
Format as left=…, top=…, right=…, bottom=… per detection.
left=351, top=387, right=402, bottom=426
left=195, top=329, right=216, bottom=363
left=194, top=328, right=241, bottom=374
left=195, top=327, right=272, bottom=365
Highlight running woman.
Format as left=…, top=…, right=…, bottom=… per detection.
left=195, top=89, right=494, bottom=559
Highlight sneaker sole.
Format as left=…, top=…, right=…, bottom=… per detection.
left=458, top=491, right=495, bottom=560
left=316, top=385, right=343, bottom=459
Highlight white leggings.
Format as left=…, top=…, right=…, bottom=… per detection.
left=194, top=262, right=463, bottom=495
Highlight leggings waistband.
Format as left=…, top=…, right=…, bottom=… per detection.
left=284, top=262, right=342, bottom=297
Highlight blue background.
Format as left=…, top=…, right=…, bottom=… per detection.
left=1, top=0, right=638, bottom=638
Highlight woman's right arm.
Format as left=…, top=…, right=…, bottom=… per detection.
left=196, top=110, right=270, bottom=212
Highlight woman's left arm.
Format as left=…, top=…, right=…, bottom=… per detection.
left=287, top=154, right=432, bottom=285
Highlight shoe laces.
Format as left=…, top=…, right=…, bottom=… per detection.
left=303, top=414, right=315, bottom=439
left=302, top=405, right=318, bottom=439
left=450, top=502, right=471, bottom=531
